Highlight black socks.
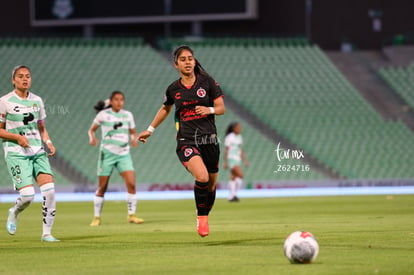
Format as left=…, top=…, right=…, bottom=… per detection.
left=194, top=181, right=217, bottom=216
left=194, top=181, right=209, bottom=216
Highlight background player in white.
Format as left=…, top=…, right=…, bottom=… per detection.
left=224, top=122, right=249, bottom=202
left=0, top=65, right=59, bottom=242
left=88, top=91, right=144, bottom=226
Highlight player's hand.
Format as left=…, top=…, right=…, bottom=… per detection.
left=89, top=137, right=98, bottom=146
left=138, top=131, right=152, bottom=144
left=47, top=142, right=56, bottom=156
left=195, top=106, right=210, bottom=116
left=17, top=135, right=30, bottom=147
left=131, top=138, right=138, bottom=148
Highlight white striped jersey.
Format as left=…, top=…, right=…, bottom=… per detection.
left=0, top=91, right=46, bottom=157
left=93, top=108, right=135, bottom=155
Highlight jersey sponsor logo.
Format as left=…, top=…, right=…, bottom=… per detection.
left=197, top=88, right=206, bottom=98
left=113, top=122, right=123, bottom=130
left=180, top=108, right=207, bottom=121
left=183, top=100, right=198, bottom=106
left=22, top=113, right=35, bottom=125
left=184, top=148, right=193, bottom=157
left=175, top=92, right=181, bottom=99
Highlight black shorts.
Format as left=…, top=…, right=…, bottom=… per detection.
left=176, top=142, right=220, bottom=173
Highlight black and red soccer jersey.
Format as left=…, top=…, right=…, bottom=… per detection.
left=164, top=74, right=223, bottom=142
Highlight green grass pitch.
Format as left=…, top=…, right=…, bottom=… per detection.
left=0, top=195, right=413, bottom=274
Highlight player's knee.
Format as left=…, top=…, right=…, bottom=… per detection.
left=195, top=174, right=209, bottom=183
left=19, top=186, right=35, bottom=206
left=40, top=183, right=55, bottom=198
left=126, top=184, right=136, bottom=193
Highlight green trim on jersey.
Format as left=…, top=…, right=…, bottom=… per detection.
left=7, top=95, right=42, bottom=106
left=4, top=138, right=42, bottom=147
left=102, top=139, right=128, bottom=147
left=105, top=128, right=129, bottom=136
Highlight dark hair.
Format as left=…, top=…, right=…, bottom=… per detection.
left=172, top=45, right=209, bottom=77
left=110, top=90, right=124, bottom=100
left=12, top=65, right=31, bottom=79
left=226, top=122, right=239, bottom=136
left=94, top=91, right=124, bottom=113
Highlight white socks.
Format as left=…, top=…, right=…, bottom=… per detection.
left=127, top=193, right=137, bottom=215
left=12, top=186, right=35, bottom=214
left=229, top=177, right=243, bottom=199
left=93, top=196, right=104, bottom=217
left=94, top=193, right=137, bottom=216
left=40, top=183, right=56, bottom=236
left=235, top=177, right=243, bottom=190
left=229, top=180, right=237, bottom=199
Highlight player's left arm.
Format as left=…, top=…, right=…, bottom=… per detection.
left=130, top=128, right=138, bottom=148
left=195, top=96, right=225, bottom=116
left=241, top=148, right=249, bottom=167
left=212, top=96, right=225, bottom=115
left=38, top=120, right=56, bottom=156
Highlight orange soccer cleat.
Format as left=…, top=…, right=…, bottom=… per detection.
left=197, top=215, right=209, bottom=237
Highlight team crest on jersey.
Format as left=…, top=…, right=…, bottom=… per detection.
left=196, top=88, right=206, bottom=98
left=184, top=148, right=193, bottom=157
left=33, top=104, right=39, bottom=112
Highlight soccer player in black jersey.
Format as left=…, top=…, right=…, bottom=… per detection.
left=138, top=45, right=225, bottom=237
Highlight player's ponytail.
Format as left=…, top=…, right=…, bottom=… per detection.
left=194, top=58, right=209, bottom=77
left=172, top=45, right=209, bottom=77
left=94, top=99, right=110, bottom=113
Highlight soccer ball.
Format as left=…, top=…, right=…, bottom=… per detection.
left=283, top=231, right=319, bottom=264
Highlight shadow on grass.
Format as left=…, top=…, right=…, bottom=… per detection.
left=59, top=234, right=112, bottom=241
left=204, top=237, right=275, bottom=246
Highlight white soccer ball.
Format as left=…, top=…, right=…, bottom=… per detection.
left=283, top=231, right=319, bottom=264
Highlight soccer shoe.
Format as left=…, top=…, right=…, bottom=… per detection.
left=6, top=208, right=17, bottom=235
left=197, top=215, right=209, bottom=237
left=127, top=214, right=144, bottom=224
left=90, top=216, right=101, bottom=226
left=41, top=235, right=60, bottom=242
left=228, top=196, right=240, bottom=202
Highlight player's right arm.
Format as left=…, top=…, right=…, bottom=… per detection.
left=88, top=123, right=99, bottom=146
left=138, top=104, right=172, bottom=143
left=0, top=122, right=30, bottom=147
